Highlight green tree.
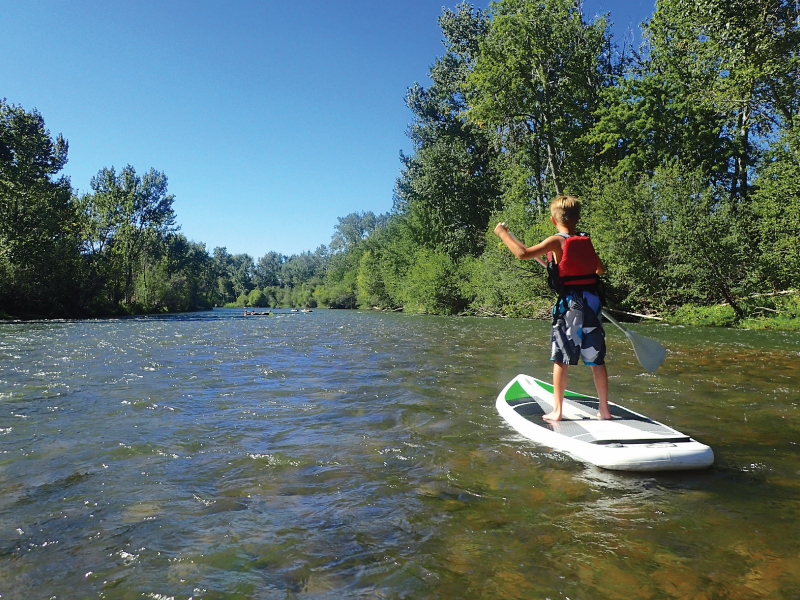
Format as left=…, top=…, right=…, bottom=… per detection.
left=402, top=248, right=466, bottom=314
left=587, top=164, right=754, bottom=313
left=395, top=3, right=504, bottom=258
left=0, top=100, right=81, bottom=316
left=281, top=247, right=326, bottom=289
left=227, top=253, right=255, bottom=298
left=751, top=130, right=800, bottom=291
left=211, top=247, right=235, bottom=304
left=253, top=251, right=285, bottom=288
left=84, top=165, right=177, bottom=304
left=356, top=249, right=391, bottom=307
left=330, top=212, right=386, bottom=253
left=644, top=0, right=800, bottom=199
left=161, top=234, right=214, bottom=311
left=587, top=75, right=731, bottom=180
left=323, top=213, right=383, bottom=307
left=467, top=0, right=618, bottom=198
left=247, top=288, right=268, bottom=307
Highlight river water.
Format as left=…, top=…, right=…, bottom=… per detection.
left=1, top=308, right=799, bottom=599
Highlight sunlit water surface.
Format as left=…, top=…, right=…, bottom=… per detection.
left=1, top=309, right=799, bottom=599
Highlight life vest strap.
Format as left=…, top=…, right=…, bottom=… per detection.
left=560, top=274, right=600, bottom=283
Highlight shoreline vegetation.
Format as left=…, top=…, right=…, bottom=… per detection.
left=3, top=1, right=799, bottom=330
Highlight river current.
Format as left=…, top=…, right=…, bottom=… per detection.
left=1, top=308, right=799, bottom=599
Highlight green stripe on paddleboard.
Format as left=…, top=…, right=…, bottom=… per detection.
left=504, top=380, right=531, bottom=401
left=533, top=378, right=593, bottom=399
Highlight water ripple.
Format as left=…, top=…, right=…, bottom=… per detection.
left=1, top=309, right=799, bottom=597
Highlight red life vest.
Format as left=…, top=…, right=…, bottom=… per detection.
left=546, top=233, right=599, bottom=293
left=546, top=234, right=603, bottom=317
left=558, top=235, right=599, bottom=286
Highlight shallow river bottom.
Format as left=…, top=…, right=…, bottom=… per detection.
left=1, top=309, right=799, bottom=599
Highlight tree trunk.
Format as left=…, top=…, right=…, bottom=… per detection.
left=525, top=119, right=546, bottom=211
left=545, top=129, right=563, bottom=196
left=535, top=61, right=563, bottom=197
left=730, top=109, right=743, bottom=203
left=535, top=141, right=544, bottom=212
left=739, top=105, right=750, bottom=201
left=540, top=113, right=563, bottom=196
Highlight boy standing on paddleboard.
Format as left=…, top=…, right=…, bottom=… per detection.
left=494, top=195, right=612, bottom=421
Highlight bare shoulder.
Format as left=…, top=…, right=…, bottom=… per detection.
left=528, top=234, right=565, bottom=257
left=540, top=234, right=566, bottom=252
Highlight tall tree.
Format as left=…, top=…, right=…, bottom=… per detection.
left=467, top=0, right=618, bottom=197
left=0, top=100, right=81, bottom=315
left=644, top=0, right=800, bottom=200
left=330, top=212, right=387, bottom=254
left=227, top=253, right=254, bottom=298
left=394, top=3, right=504, bottom=258
left=84, top=165, right=177, bottom=303
left=587, top=74, right=732, bottom=180
left=281, top=250, right=325, bottom=289
left=253, top=251, right=286, bottom=288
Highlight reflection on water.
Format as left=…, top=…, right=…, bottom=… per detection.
left=1, top=309, right=798, bottom=598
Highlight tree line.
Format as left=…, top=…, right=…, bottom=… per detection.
left=2, top=0, right=799, bottom=323
left=318, top=0, right=800, bottom=323
left=0, top=99, right=381, bottom=317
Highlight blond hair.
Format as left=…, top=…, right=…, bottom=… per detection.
left=550, top=195, right=581, bottom=225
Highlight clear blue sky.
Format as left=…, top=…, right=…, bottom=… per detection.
left=1, top=0, right=655, bottom=258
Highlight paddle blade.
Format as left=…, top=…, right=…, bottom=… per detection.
left=625, top=329, right=667, bottom=373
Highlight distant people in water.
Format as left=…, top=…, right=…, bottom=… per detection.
left=244, top=310, right=272, bottom=316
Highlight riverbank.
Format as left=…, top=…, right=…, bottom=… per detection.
left=461, top=290, right=800, bottom=331
left=662, top=291, right=800, bottom=330
left=439, top=290, right=800, bottom=331
left=6, top=291, right=800, bottom=331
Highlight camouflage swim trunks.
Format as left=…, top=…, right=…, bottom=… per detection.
left=550, top=291, right=606, bottom=366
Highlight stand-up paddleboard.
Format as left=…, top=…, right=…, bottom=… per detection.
left=497, top=374, right=714, bottom=471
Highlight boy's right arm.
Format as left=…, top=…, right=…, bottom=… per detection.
left=494, top=222, right=561, bottom=261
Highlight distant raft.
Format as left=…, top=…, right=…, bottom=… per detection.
left=496, top=374, right=714, bottom=471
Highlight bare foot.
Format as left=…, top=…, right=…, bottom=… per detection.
left=542, top=411, right=562, bottom=421
left=597, top=410, right=612, bottom=420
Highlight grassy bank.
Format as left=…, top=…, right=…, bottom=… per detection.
left=663, top=292, right=800, bottom=330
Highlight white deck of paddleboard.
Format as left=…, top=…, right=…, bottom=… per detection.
left=496, top=374, right=714, bottom=471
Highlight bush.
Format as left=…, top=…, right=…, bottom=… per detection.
left=318, top=271, right=358, bottom=309
left=357, top=250, right=392, bottom=308
left=665, top=304, right=738, bottom=327
left=586, top=164, right=755, bottom=312
left=463, top=215, right=552, bottom=317
left=751, top=130, right=800, bottom=292
left=402, top=248, right=465, bottom=314
left=248, top=288, right=268, bottom=307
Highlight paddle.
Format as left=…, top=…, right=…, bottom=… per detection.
left=596, top=309, right=666, bottom=373
left=500, top=225, right=667, bottom=373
